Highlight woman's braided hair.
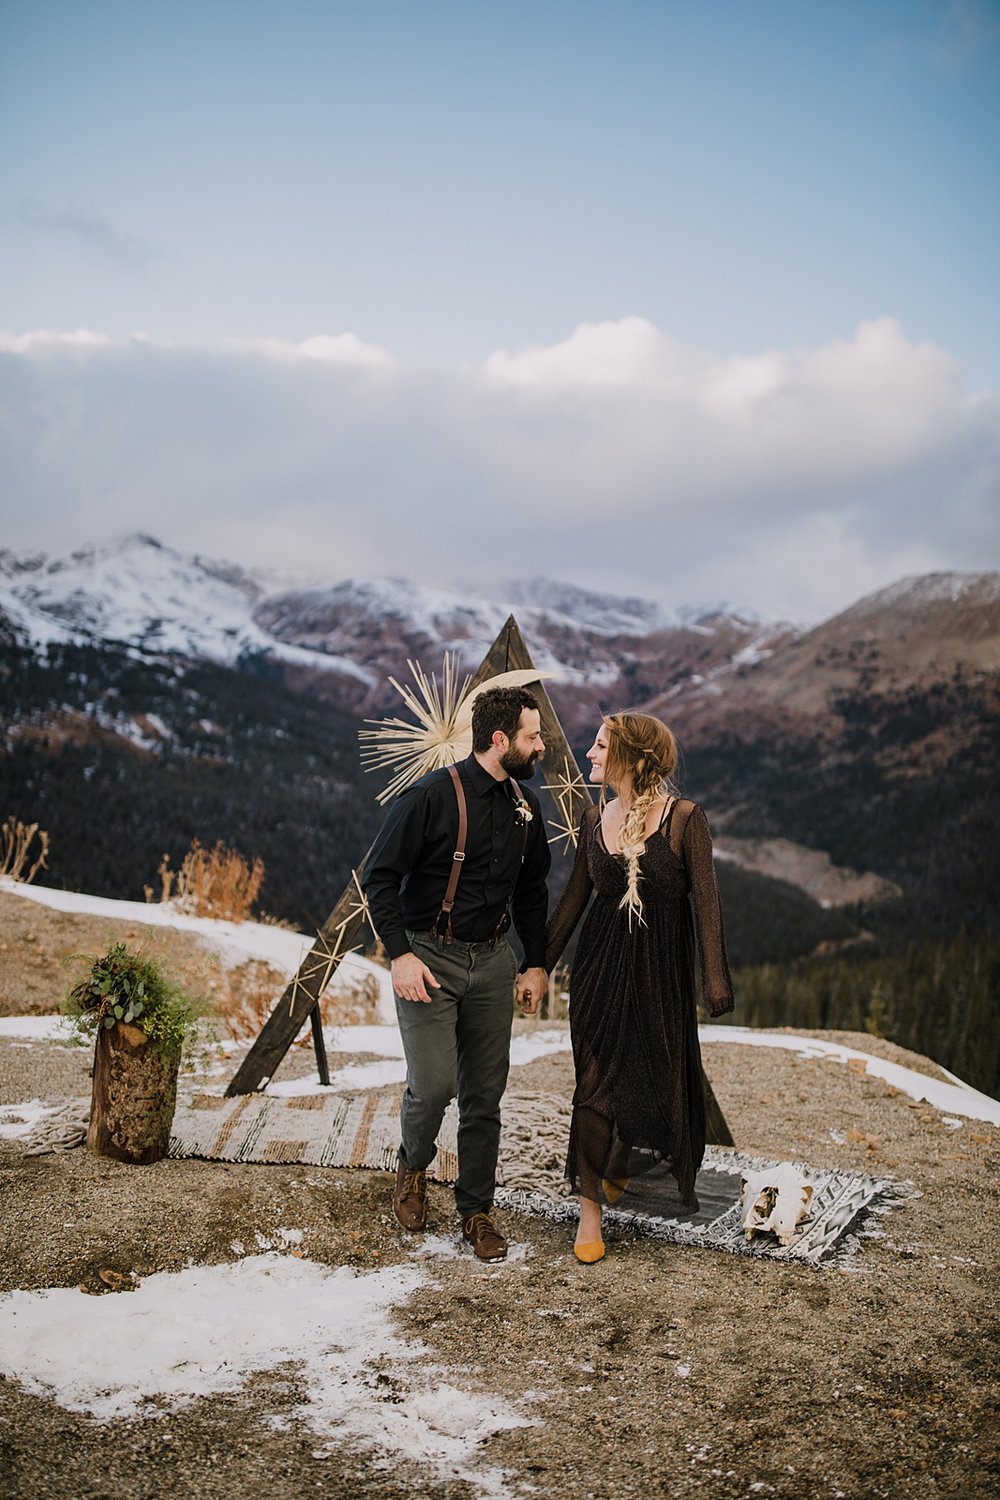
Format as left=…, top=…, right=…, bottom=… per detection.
left=601, top=712, right=679, bottom=926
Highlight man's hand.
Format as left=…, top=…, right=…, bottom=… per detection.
left=391, top=952, right=442, bottom=1004
left=515, top=966, right=548, bottom=1017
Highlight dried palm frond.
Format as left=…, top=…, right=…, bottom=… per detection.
left=359, top=655, right=550, bottom=803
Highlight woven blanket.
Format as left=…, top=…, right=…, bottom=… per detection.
left=168, top=1088, right=913, bottom=1266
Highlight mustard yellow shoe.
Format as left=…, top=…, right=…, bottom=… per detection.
left=602, top=1177, right=629, bottom=1205
left=573, top=1239, right=606, bottom=1264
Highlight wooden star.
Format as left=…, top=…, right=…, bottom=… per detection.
left=543, top=758, right=589, bottom=850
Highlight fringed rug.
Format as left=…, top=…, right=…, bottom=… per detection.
left=168, top=1088, right=914, bottom=1267
left=170, top=1088, right=566, bottom=1196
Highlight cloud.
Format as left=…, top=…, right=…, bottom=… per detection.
left=236, top=333, right=396, bottom=370
left=13, top=197, right=157, bottom=270
left=482, top=316, right=697, bottom=389
left=0, top=328, right=111, bottom=354
left=0, top=318, right=996, bottom=621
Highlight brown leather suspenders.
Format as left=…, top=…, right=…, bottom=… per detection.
left=428, top=765, right=528, bottom=944
left=428, top=765, right=468, bottom=943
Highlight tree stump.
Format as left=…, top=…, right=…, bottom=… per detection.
left=87, top=1021, right=181, bottom=1164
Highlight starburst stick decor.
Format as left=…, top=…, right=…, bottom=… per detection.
left=543, top=757, right=590, bottom=850
left=359, top=653, right=552, bottom=803
left=287, top=922, right=361, bottom=1016
left=344, top=866, right=373, bottom=934
left=286, top=875, right=372, bottom=1017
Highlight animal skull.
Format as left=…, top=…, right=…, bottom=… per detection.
left=739, top=1163, right=814, bottom=1246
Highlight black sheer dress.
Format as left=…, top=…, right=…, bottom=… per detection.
left=545, top=799, right=734, bottom=1210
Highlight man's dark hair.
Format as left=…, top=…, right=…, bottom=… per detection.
left=471, top=687, right=540, bottom=753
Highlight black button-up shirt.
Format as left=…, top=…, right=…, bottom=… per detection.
left=361, top=754, right=551, bottom=966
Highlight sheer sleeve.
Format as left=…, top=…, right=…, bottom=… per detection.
left=544, top=804, right=598, bottom=972
left=680, top=803, right=735, bottom=1018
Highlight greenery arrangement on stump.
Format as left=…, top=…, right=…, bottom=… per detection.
left=67, top=941, right=203, bottom=1165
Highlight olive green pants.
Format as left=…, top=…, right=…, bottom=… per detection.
left=395, top=929, right=517, bottom=1218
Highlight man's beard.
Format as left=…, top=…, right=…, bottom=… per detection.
left=500, top=747, right=541, bottom=779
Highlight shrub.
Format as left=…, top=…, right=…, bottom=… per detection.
left=0, top=815, right=50, bottom=884
left=147, top=839, right=264, bottom=923
left=66, top=941, right=204, bottom=1051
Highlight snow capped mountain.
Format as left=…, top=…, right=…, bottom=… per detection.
left=500, top=577, right=675, bottom=635
left=6, top=534, right=262, bottom=656
left=6, top=535, right=995, bottom=740
left=3, top=534, right=778, bottom=690
left=256, top=575, right=517, bottom=657
left=832, top=570, right=1000, bottom=621
left=0, top=534, right=811, bottom=733
left=253, top=574, right=661, bottom=686
left=0, top=534, right=374, bottom=682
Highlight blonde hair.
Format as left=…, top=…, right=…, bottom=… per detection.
left=601, top=712, right=679, bottom=926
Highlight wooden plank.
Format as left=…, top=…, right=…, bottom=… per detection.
left=310, top=1002, right=330, bottom=1086
left=225, top=875, right=371, bottom=1095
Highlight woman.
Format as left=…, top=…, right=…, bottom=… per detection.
left=545, top=712, right=734, bottom=1262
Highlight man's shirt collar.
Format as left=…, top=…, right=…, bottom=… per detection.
left=463, top=753, right=512, bottom=799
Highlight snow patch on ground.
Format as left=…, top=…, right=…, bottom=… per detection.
left=0, top=1097, right=68, bottom=1138
left=265, top=1027, right=573, bottom=1096
left=3, top=1010, right=996, bottom=1122
left=700, top=1026, right=1000, bottom=1124
left=0, top=1253, right=532, bottom=1497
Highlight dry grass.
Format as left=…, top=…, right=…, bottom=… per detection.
left=147, top=840, right=264, bottom=923
left=541, top=963, right=570, bottom=1021
left=0, top=816, right=50, bottom=885
left=213, top=959, right=384, bottom=1042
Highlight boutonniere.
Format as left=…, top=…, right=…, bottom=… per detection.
left=513, top=796, right=533, bottom=826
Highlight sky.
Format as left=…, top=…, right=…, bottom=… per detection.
left=1, top=0, right=998, bottom=620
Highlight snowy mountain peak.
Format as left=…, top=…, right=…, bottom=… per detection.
left=5, top=534, right=267, bottom=657
left=846, top=570, right=1000, bottom=618
left=500, top=577, right=675, bottom=635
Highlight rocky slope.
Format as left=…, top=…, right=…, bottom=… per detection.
left=655, top=570, right=1000, bottom=742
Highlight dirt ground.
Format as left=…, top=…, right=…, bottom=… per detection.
left=1, top=893, right=998, bottom=1499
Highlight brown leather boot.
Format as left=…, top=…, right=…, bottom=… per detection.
left=461, top=1210, right=508, bottom=1261
left=393, top=1160, right=427, bottom=1231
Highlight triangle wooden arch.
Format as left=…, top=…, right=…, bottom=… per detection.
left=225, top=616, right=734, bottom=1147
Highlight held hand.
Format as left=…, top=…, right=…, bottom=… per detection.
left=515, top=966, right=548, bottom=1017
left=391, top=952, right=442, bottom=1004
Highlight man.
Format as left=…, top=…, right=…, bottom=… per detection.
left=362, top=686, right=550, bottom=1261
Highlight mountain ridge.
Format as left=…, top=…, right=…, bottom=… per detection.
left=2, top=540, right=998, bottom=1093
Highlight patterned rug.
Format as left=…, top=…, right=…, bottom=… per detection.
left=168, top=1088, right=914, bottom=1267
